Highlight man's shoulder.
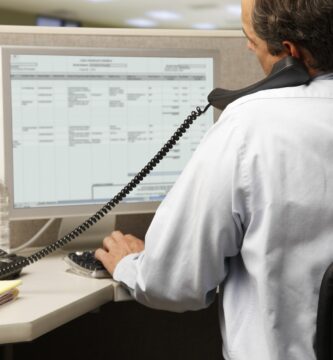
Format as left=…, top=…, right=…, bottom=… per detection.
left=225, top=86, right=305, bottom=112
left=224, top=78, right=333, bottom=115
left=213, top=85, right=312, bottom=141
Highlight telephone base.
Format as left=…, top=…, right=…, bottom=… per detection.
left=0, top=249, right=25, bottom=280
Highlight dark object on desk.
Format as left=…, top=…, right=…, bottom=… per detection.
left=0, top=250, right=26, bottom=280
left=64, top=250, right=111, bottom=278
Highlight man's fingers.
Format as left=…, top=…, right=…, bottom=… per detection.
left=102, top=231, right=123, bottom=249
left=102, top=230, right=136, bottom=255
left=103, top=231, right=125, bottom=249
left=124, top=234, right=140, bottom=242
left=95, top=248, right=107, bottom=262
left=112, top=230, right=125, bottom=242
left=103, top=235, right=113, bottom=250
left=96, top=231, right=144, bottom=275
left=124, top=234, right=145, bottom=252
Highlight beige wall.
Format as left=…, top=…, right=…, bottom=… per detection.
left=0, top=27, right=263, bottom=90
left=0, top=27, right=263, bottom=249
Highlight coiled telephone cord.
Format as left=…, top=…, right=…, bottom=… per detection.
left=0, top=104, right=211, bottom=278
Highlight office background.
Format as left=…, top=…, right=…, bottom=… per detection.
left=0, top=0, right=242, bottom=29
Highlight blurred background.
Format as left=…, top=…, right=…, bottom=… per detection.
left=0, top=0, right=242, bottom=29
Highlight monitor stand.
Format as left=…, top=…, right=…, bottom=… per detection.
left=58, top=214, right=116, bottom=251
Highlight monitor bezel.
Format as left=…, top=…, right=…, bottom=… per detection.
left=1, top=45, right=221, bottom=220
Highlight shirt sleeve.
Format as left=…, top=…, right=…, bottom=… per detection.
left=113, top=111, right=249, bottom=312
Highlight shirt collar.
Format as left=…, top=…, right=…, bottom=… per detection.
left=313, top=72, right=333, bottom=81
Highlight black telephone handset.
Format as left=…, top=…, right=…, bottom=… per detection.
left=0, top=56, right=312, bottom=280
left=208, top=56, right=311, bottom=110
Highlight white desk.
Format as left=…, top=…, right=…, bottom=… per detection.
left=0, top=250, right=131, bottom=344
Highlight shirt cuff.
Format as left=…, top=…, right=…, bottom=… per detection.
left=113, top=252, right=141, bottom=290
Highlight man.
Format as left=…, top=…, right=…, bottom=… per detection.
left=95, top=0, right=333, bottom=359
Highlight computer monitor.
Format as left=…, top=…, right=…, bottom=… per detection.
left=0, top=46, right=220, bottom=223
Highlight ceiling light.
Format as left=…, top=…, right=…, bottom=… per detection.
left=146, top=10, right=182, bottom=21
left=126, top=18, right=157, bottom=28
left=192, top=23, right=218, bottom=30
left=226, top=4, right=242, bottom=17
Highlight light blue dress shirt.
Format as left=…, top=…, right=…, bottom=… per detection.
left=114, top=74, right=333, bottom=360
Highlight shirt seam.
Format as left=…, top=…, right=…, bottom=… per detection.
left=234, top=122, right=252, bottom=229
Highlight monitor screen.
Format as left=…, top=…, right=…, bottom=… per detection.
left=36, top=16, right=63, bottom=27
left=36, top=16, right=81, bottom=27
left=0, top=46, right=219, bottom=220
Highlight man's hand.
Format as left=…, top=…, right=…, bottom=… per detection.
left=95, top=230, right=144, bottom=275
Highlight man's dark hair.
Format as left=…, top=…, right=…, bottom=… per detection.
left=252, top=0, right=333, bottom=71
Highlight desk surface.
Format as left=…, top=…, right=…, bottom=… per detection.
left=0, top=250, right=130, bottom=344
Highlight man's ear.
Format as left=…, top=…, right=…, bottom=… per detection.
left=282, top=40, right=318, bottom=76
left=282, top=41, right=302, bottom=58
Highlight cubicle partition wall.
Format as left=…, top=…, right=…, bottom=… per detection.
left=0, top=26, right=263, bottom=249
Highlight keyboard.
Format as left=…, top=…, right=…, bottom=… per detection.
left=64, top=250, right=111, bottom=278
